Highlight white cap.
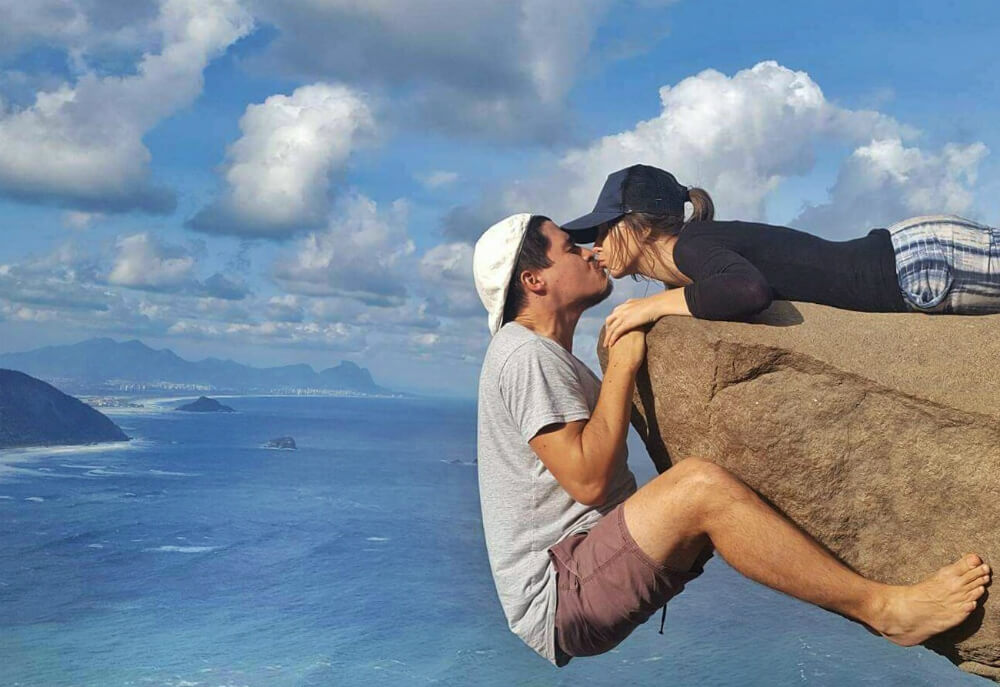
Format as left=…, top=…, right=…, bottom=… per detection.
left=473, top=213, right=535, bottom=336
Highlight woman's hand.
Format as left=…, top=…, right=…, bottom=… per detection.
left=603, top=296, right=662, bottom=349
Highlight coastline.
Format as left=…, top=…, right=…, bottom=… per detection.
left=0, top=437, right=141, bottom=480
left=0, top=393, right=415, bottom=466
left=101, top=390, right=411, bottom=410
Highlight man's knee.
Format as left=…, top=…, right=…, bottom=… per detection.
left=660, top=458, right=746, bottom=512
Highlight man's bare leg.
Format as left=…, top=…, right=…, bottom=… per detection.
left=623, top=458, right=991, bottom=646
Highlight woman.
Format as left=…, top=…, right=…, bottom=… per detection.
left=561, top=165, right=1000, bottom=347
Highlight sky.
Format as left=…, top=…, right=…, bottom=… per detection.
left=0, top=0, right=998, bottom=397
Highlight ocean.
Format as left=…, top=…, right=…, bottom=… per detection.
left=0, top=395, right=982, bottom=686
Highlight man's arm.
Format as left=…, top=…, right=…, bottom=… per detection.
left=528, top=329, right=646, bottom=506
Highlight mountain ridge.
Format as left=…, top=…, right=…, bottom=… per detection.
left=0, top=338, right=389, bottom=396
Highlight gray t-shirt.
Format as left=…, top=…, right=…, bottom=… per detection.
left=476, top=322, right=637, bottom=665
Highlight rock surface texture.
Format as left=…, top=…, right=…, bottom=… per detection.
left=598, top=302, right=999, bottom=680
left=264, top=436, right=296, bottom=450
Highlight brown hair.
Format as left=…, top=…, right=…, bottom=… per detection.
left=501, top=215, right=553, bottom=326
left=596, top=187, right=714, bottom=278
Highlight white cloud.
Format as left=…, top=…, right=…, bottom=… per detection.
left=0, top=236, right=381, bottom=352
left=0, top=0, right=252, bottom=213
left=192, top=296, right=252, bottom=324
left=416, top=170, right=459, bottom=190
left=794, top=138, right=988, bottom=235
left=412, top=332, right=439, bottom=347
left=0, top=1, right=91, bottom=54
left=105, top=233, right=250, bottom=299
left=249, top=0, right=616, bottom=141
left=265, top=295, right=304, bottom=323
left=418, top=242, right=481, bottom=317
left=486, top=61, right=986, bottom=244
left=0, top=1, right=159, bottom=57
left=165, top=318, right=366, bottom=351
left=61, top=210, right=103, bottom=229
left=508, top=62, right=903, bottom=222
left=108, top=233, right=195, bottom=289
left=273, top=193, right=414, bottom=305
left=189, top=82, right=375, bottom=237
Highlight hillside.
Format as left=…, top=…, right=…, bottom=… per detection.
left=0, top=369, right=130, bottom=449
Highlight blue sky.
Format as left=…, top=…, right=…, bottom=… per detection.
left=1, top=0, right=998, bottom=396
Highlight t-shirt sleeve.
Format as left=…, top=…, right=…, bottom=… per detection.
left=498, top=341, right=591, bottom=443
left=678, top=236, right=773, bottom=320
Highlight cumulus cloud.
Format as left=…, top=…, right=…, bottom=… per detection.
left=0, top=1, right=159, bottom=58
left=0, top=265, right=112, bottom=312
left=188, top=83, right=375, bottom=238
left=0, top=241, right=111, bottom=314
left=0, top=0, right=252, bottom=213
left=265, top=295, right=304, bottom=323
left=107, top=232, right=249, bottom=299
left=481, top=61, right=985, bottom=243
left=248, top=0, right=616, bottom=141
left=794, top=138, right=988, bottom=235
left=273, top=193, right=414, bottom=305
left=108, top=233, right=195, bottom=289
left=508, top=62, right=901, bottom=221
left=0, top=1, right=92, bottom=56
left=418, top=242, right=481, bottom=317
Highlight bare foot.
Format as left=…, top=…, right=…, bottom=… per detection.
left=874, top=554, right=990, bottom=647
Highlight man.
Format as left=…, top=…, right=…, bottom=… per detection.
left=473, top=213, right=989, bottom=667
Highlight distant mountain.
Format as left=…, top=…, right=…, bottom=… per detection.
left=176, top=396, right=234, bottom=413
left=0, top=369, right=130, bottom=449
left=0, top=338, right=389, bottom=396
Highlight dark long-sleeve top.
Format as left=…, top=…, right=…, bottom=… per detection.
left=672, top=220, right=907, bottom=320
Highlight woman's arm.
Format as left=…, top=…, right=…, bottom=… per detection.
left=603, top=288, right=690, bottom=348
left=603, top=246, right=773, bottom=347
left=683, top=262, right=773, bottom=320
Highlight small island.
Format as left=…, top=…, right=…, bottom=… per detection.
left=175, top=396, right=235, bottom=413
left=263, top=436, right=296, bottom=450
left=0, top=369, right=130, bottom=449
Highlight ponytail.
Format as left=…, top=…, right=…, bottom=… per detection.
left=686, top=187, right=714, bottom=222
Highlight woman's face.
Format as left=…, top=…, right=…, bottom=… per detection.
left=593, top=221, right=641, bottom=278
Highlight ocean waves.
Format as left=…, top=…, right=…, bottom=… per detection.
left=142, top=545, right=221, bottom=554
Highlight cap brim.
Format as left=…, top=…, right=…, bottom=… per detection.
left=561, top=210, right=624, bottom=243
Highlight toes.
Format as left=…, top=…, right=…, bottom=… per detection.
left=963, top=577, right=991, bottom=594
left=964, top=601, right=977, bottom=612
left=948, top=554, right=981, bottom=576
left=961, top=564, right=991, bottom=585
left=968, top=586, right=986, bottom=600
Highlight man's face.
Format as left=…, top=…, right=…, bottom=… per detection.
left=538, top=221, right=613, bottom=310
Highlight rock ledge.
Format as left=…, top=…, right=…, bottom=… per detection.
left=600, top=302, right=999, bottom=679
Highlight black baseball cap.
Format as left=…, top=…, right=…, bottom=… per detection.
left=562, top=164, right=689, bottom=243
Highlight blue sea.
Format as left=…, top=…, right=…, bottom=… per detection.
left=0, top=396, right=983, bottom=686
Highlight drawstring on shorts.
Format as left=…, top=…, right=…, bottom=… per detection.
left=658, top=604, right=666, bottom=634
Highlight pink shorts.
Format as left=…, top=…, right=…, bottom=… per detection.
left=547, top=503, right=708, bottom=664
